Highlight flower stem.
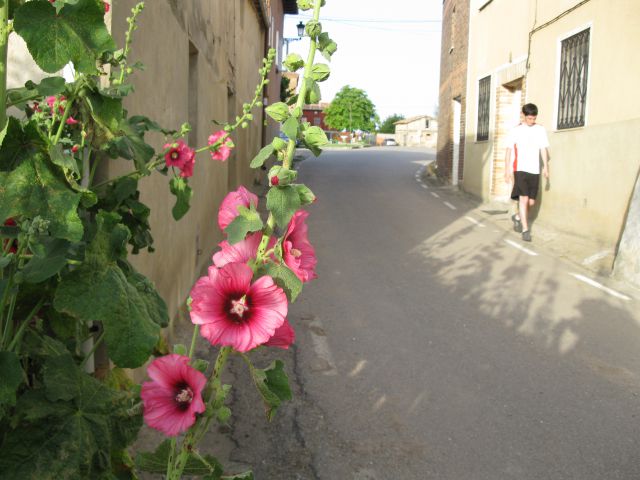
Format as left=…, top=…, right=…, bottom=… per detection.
left=188, top=325, right=199, bottom=359
left=6, top=297, right=45, bottom=353
left=0, top=0, right=8, bottom=132
left=79, top=331, right=105, bottom=369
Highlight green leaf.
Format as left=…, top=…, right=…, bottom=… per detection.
left=296, top=0, right=313, bottom=10
left=294, top=184, right=316, bottom=205
left=49, top=143, right=80, bottom=177
left=86, top=90, right=123, bottom=136
left=261, top=262, right=303, bottom=303
left=271, top=137, right=287, bottom=152
left=250, top=359, right=292, bottom=421
left=281, top=116, right=298, bottom=141
left=265, top=102, right=290, bottom=122
left=221, top=472, right=254, bottom=480
left=53, top=213, right=162, bottom=367
left=169, top=176, right=193, bottom=221
left=18, top=238, right=71, bottom=284
left=266, top=186, right=301, bottom=228
left=224, top=205, right=264, bottom=245
left=0, top=345, right=140, bottom=479
left=0, top=152, right=83, bottom=242
left=112, top=119, right=155, bottom=173
left=305, top=79, right=321, bottom=104
left=6, top=76, right=66, bottom=108
left=13, top=0, right=116, bottom=74
left=310, top=63, right=330, bottom=82
left=0, top=351, right=23, bottom=409
left=0, top=118, right=48, bottom=171
left=283, top=53, right=304, bottom=72
left=249, top=144, right=274, bottom=168
left=135, top=440, right=224, bottom=476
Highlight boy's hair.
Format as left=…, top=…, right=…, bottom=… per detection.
left=522, top=103, right=538, bottom=116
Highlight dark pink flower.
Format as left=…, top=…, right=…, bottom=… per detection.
left=218, top=186, right=258, bottom=231
left=66, top=116, right=79, bottom=125
left=190, top=262, right=288, bottom=353
left=283, top=210, right=317, bottom=283
left=140, top=354, right=207, bottom=437
left=264, top=319, right=295, bottom=349
left=208, top=131, right=233, bottom=162
left=46, top=95, right=65, bottom=115
left=163, top=140, right=196, bottom=178
left=104, top=1, right=110, bottom=12
left=270, top=175, right=279, bottom=186
left=71, top=145, right=79, bottom=153
left=3, top=218, right=17, bottom=254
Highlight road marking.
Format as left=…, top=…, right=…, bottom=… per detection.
left=582, top=250, right=613, bottom=266
left=421, top=184, right=428, bottom=189
left=504, top=239, right=538, bottom=256
left=431, top=192, right=440, bottom=198
left=464, top=216, right=486, bottom=227
left=569, top=273, right=631, bottom=301
left=443, top=201, right=457, bottom=210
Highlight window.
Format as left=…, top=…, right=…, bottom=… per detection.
left=557, top=28, right=590, bottom=129
left=477, top=75, right=491, bottom=141
left=314, top=117, right=321, bottom=126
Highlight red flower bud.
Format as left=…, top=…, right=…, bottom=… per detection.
left=71, top=145, right=79, bottom=153
left=270, top=175, right=279, bottom=186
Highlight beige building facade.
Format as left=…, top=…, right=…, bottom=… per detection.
left=394, top=115, right=438, bottom=148
left=463, top=0, right=640, bottom=265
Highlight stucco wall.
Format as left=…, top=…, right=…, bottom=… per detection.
left=462, top=0, right=640, bottom=253
left=107, top=0, right=268, bottom=320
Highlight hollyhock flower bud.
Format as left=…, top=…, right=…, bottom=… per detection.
left=46, top=95, right=66, bottom=115
left=140, top=354, right=206, bottom=437
left=218, top=186, right=258, bottom=231
left=66, top=116, right=79, bottom=125
left=270, top=175, right=279, bottom=186
left=104, top=1, right=110, bottom=12
left=208, top=130, right=234, bottom=162
left=264, top=319, right=295, bottom=349
left=71, top=145, right=79, bottom=153
left=268, top=166, right=297, bottom=186
left=163, top=140, right=196, bottom=178
left=190, top=262, right=288, bottom=353
left=212, top=232, right=276, bottom=268
left=283, top=210, right=317, bottom=283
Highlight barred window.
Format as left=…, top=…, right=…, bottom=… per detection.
left=477, top=76, right=491, bottom=141
left=557, top=28, right=590, bottom=129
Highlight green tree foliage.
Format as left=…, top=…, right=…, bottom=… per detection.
left=378, top=113, right=405, bottom=134
left=323, top=85, right=377, bottom=132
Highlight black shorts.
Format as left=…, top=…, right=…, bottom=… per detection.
left=511, top=171, right=540, bottom=200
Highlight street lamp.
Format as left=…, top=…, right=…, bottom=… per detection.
left=283, top=21, right=305, bottom=56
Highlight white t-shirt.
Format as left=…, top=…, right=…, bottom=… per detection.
left=506, top=123, right=549, bottom=174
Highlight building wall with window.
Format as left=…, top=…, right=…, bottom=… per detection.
left=463, top=0, right=640, bottom=252
left=302, top=103, right=330, bottom=131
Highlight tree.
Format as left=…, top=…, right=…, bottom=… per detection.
left=324, top=85, right=378, bottom=132
left=378, top=113, right=405, bottom=133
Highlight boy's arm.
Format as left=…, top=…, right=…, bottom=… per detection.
left=541, top=148, right=549, bottom=178
left=504, top=147, right=513, bottom=183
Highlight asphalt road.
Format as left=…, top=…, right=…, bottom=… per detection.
left=219, top=147, right=640, bottom=479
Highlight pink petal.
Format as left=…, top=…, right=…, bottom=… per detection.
left=212, top=232, right=263, bottom=267
left=218, top=186, right=259, bottom=231
left=264, top=319, right=295, bottom=349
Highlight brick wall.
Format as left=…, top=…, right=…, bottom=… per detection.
left=436, top=0, right=470, bottom=184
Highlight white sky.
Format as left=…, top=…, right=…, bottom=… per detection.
left=283, top=0, right=443, bottom=122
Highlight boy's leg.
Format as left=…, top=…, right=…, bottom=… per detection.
left=519, top=195, right=530, bottom=232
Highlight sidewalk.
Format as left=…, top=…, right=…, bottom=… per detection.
left=419, top=163, right=639, bottom=298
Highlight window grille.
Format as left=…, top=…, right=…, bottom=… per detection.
left=557, top=28, right=590, bottom=129
left=477, top=76, right=490, bottom=141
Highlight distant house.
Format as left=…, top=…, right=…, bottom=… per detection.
left=302, top=103, right=330, bottom=130
left=394, top=115, right=438, bottom=147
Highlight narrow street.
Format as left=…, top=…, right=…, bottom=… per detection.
left=222, top=147, right=640, bottom=479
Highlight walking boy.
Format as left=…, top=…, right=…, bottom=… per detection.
left=504, top=103, right=550, bottom=242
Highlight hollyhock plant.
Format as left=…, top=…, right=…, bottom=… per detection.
left=164, top=140, right=196, bottom=178
left=46, top=95, right=65, bottom=115
left=218, top=185, right=259, bottom=231
left=65, top=116, right=79, bottom=125
left=190, top=262, right=287, bottom=353
left=264, top=319, right=295, bottom=349
left=208, top=130, right=233, bottom=161
left=140, top=354, right=207, bottom=437
left=283, top=210, right=318, bottom=283
left=3, top=218, right=18, bottom=254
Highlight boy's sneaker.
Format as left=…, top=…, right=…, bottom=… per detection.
left=522, top=230, right=531, bottom=242
left=511, top=214, right=523, bottom=233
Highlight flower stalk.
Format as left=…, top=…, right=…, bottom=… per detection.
left=0, top=0, right=9, bottom=132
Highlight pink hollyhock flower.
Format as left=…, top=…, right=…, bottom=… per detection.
left=283, top=210, right=317, bottom=283
left=140, top=354, right=207, bottom=437
left=208, top=130, right=233, bottom=162
left=66, top=116, right=79, bottom=125
left=163, top=140, right=196, bottom=178
left=264, top=319, right=295, bottom=349
left=218, top=186, right=258, bottom=231
left=190, top=262, right=288, bottom=353
left=213, top=232, right=277, bottom=268
left=104, top=1, right=110, bottom=12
